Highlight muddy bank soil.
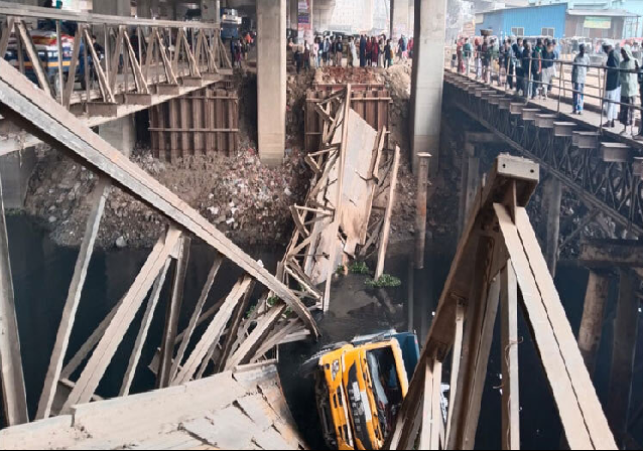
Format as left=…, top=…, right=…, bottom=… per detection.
left=22, top=65, right=426, bottom=249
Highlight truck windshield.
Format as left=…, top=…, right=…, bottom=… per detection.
left=366, top=347, right=403, bottom=437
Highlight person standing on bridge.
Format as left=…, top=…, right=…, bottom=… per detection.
left=618, top=45, right=638, bottom=135
left=541, top=42, right=556, bottom=100
left=522, top=41, right=534, bottom=98
left=463, top=37, right=473, bottom=76
left=513, top=38, right=524, bottom=94
left=572, top=44, right=590, bottom=114
left=603, top=44, right=621, bottom=129
left=360, top=35, right=367, bottom=67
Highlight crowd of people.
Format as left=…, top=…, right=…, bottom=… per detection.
left=230, top=32, right=254, bottom=68
left=454, top=35, right=643, bottom=137
left=289, top=34, right=413, bottom=73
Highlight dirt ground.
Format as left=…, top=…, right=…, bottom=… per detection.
left=21, top=64, right=449, bottom=250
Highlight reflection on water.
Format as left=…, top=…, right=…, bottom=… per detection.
left=4, top=215, right=642, bottom=449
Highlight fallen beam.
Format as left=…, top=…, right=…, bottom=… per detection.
left=0, top=58, right=318, bottom=337
left=579, top=239, right=643, bottom=268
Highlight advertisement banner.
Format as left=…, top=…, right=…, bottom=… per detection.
left=298, top=0, right=313, bottom=43
left=584, top=16, right=612, bottom=29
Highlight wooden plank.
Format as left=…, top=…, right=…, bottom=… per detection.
left=375, top=146, right=401, bottom=279
left=215, top=279, right=256, bottom=372
left=61, top=228, right=182, bottom=413
left=501, top=261, right=520, bottom=451
left=513, top=207, right=617, bottom=450
left=322, top=86, right=352, bottom=311
left=170, top=254, right=223, bottom=380
left=36, top=178, right=110, bottom=420
left=460, top=272, right=501, bottom=450
left=16, top=21, right=52, bottom=97
left=494, top=203, right=596, bottom=450
left=63, top=28, right=82, bottom=109
left=431, top=360, right=443, bottom=451
left=0, top=17, right=14, bottom=59
left=0, top=62, right=319, bottom=336
left=123, top=31, right=149, bottom=95
left=445, top=303, right=465, bottom=446
left=224, top=306, right=286, bottom=371
left=158, top=236, right=191, bottom=388
left=419, top=357, right=434, bottom=450
left=119, top=258, right=172, bottom=397
left=174, top=277, right=253, bottom=385
left=0, top=165, right=28, bottom=427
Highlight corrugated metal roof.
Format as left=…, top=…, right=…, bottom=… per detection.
left=567, top=8, right=639, bottom=17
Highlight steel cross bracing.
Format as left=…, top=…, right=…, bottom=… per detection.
left=0, top=57, right=318, bottom=428
left=0, top=2, right=233, bottom=156
left=384, top=155, right=617, bottom=451
left=444, top=71, right=643, bottom=238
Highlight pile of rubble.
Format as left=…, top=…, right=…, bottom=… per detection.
left=24, top=146, right=311, bottom=249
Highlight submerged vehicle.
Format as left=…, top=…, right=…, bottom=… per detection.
left=304, top=331, right=420, bottom=450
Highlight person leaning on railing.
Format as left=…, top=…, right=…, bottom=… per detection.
left=603, top=44, right=621, bottom=129
left=618, top=45, right=638, bottom=136
left=572, top=44, right=590, bottom=115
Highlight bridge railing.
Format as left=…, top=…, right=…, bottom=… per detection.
left=0, top=1, right=231, bottom=114
left=447, top=46, right=643, bottom=134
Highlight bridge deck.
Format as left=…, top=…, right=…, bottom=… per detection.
left=0, top=364, right=306, bottom=450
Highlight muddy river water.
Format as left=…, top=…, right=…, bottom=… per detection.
left=5, top=215, right=642, bottom=449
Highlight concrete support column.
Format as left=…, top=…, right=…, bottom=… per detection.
left=458, top=142, right=479, bottom=238
left=410, top=0, right=446, bottom=174
left=391, top=0, right=411, bottom=40
left=542, top=177, right=562, bottom=276
left=201, top=0, right=220, bottom=23
left=607, top=269, right=639, bottom=445
left=92, top=0, right=131, bottom=16
left=257, top=0, right=287, bottom=166
left=99, top=117, right=136, bottom=157
left=577, top=270, right=611, bottom=375
left=289, top=0, right=298, bottom=30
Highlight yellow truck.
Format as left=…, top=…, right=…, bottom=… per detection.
left=304, top=331, right=420, bottom=450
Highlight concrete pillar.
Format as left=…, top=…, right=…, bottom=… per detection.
left=578, top=270, right=611, bottom=375
left=607, top=269, right=639, bottom=446
left=410, top=0, right=446, bottom=174
left=458, top=142, right=479, bottom=238
left=542, top=177, right=562, bottom=276
left=391, top=0, right=411, bottom=39
left=99, top=117, right=136, bottom=157
left=257, top=0, right=287, bottom=166
left=290, top=0, right=298, bottom=31
left=299, top=0, right=314, bottom=44
left=364, top=0, right=375, bottom=34
left=201, top=0, right=220, bottom=22
left=92, top=0, right=131, bottom=16
left=0, top=148, right=37, bottom=210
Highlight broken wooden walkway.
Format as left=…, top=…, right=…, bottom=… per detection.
left=0, top=363, right=306, bottom=450
left=385, top=155, right=618, bottom=451
left=0, top=56, right=318, bottom=429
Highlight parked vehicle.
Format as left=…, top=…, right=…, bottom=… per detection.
left=221, top=8, right=242, bottom=40
left=303, top=331, right=420, bottom=451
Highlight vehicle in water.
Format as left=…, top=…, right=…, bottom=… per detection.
left=303, top=331, right=420, bottom=450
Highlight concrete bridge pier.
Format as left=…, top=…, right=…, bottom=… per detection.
left=390, top=0, right=412, bottom=40
left=257, top=0, right=287, bottom=166
left=410, top=0, right=446, bottom=175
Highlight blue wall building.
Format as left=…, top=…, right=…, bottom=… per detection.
left=475, top=3, right=636, bottom=39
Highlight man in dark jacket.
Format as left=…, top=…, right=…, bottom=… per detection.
left=512, top=38, right=524, bottom=93
left=603, top=44, right=621, bottom=128
left=360, top=35, right=367, bottom=67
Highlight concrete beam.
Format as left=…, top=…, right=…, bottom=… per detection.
left=463, top=132, right=502, bottom=144
left=542, top=177, right=562, bottom=276
left=579, top=239, right=643, bottom=268
left=257, top=0, right=286, bottom=166
left=410, top=0, right=446, bottom=174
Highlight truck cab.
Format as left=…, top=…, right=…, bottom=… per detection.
left=309, top=331, right=420, bottom=450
